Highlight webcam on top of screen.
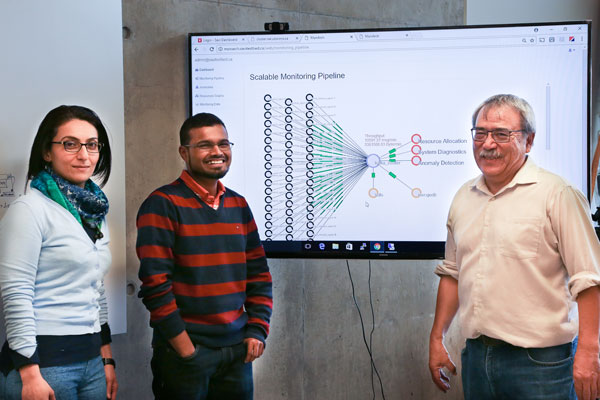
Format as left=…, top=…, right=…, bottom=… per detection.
left=264, top=22, right=289, bottom=33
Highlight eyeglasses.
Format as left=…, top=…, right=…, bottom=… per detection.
left=471, top=128, right=526, bottom=143
left=51, top=140, right=102, bottom=153
left=183, top=141, right=234, bottom=151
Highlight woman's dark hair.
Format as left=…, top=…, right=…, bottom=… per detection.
left=26, top=105, right=112, bottom=187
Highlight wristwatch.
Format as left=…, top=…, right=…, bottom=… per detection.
left=102, top=357, right=116, bottom=368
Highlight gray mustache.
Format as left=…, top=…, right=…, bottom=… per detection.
left=479, top=149, right=502, bottom=159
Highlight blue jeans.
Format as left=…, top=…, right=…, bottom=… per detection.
left=462, top=336, right=576, bottom=400
left=0, top=356, right=105, bottom=400
left=151, top=342, right=253, bottom=400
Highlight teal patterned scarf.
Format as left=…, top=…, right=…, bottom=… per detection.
left=30, top=168, right=109, bottom=230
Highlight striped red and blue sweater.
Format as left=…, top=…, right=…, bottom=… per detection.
left=136, top=171, right=273, bottom=348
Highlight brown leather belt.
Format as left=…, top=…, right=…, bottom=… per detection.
left=475, top=334, right=509, bottom=347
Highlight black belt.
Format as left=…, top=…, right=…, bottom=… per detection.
left=474, top=334, right=510, bottom=347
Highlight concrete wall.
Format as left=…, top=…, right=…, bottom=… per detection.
left=119, top=1, right=463, bottom=399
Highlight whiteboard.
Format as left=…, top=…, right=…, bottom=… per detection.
left=0, top=0, right=126, bottom=333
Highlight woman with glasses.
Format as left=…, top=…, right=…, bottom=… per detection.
left=0, top=105, right=118, bottom=399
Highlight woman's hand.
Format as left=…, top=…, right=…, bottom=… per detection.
left=19, top=364, right=55, bottom=400
left=101, top=344, right=118, bottom=399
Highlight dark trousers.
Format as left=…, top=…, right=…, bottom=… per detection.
left=151, top=342, right=253, bottom=400
left=462, top=336, right=576, bottom=400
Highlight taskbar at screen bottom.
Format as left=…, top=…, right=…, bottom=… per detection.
left=262, top=240, right=445, bottom=260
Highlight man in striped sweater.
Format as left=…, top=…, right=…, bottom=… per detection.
left=136, top=113, right=273, bottom=400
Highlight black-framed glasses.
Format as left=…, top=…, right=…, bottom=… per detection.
left=51, top=140, right=102, bottom=153
left=471, top=128, right=526, bottom=143
left=183, top=141, right=234, bottom=151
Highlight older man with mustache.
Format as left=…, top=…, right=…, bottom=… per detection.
left=428, top=94, right=600, bottom=400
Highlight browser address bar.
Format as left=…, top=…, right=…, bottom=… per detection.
left=213, top=36, right=541, bottom=54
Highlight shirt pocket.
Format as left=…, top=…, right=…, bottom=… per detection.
left=500, top=217, right=542, bottom=259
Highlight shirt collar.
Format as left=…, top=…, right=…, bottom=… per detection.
left=179, top=170, right=226, bottom=208
left=471, top=156, right=538, bottom=195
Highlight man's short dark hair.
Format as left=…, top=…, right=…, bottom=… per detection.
left=180, top=113, right=226, bottom=145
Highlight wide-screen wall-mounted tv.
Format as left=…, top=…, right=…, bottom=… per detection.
left=188, top=21, right=590, bottom=259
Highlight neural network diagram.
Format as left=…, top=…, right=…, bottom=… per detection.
left=261, top=94, right=427, bottom=241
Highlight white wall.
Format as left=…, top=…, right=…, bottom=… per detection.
left=466, top=0, right=599, bottom=24
left=0, top=0, right=126, bottom=333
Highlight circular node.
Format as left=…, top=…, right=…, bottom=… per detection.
left=265, top=213, right=273, bottom=221
left=265, top=204, right=273, bottom=212
left=286, top=209, right=293, bottom=217
left=306, top=111, right=314, bottom=119
left=265, top=221, right=273, bottom=229
left=306, top=187, right=314, bottom=195
left=306, top=128, right=313, bottom=135
left=264, top=120, right=272, bottom=127
left=306, top=137, right=314, bottom=145
left=285, top=176, right=293, bottom=183
left=306, top=145, right=314, bottom=152
left=265, top=179, right=272, bottom=186
left=264, top=162, right=272, bottom=169
left=306, top=102, right=313, bottom=110
left=264, top=187, right=272, bottom=195
left=285, top=149, right=293, bottom=157
left=285, top=115, right=292, bottom=123
left=307, top=230, right=314, bottom=238
left=285, top=124, right=293, bottom=132
left=285, top=107, right=293, bottom=114
left=265, top=230, right=272, bottom=237
left=368, top=187, right=379, bottom=198
left=264, top=128, right=272, bottom=136
left=285, top=166, right=293, bottom=174
left=306, top=120, right=313, bottom=127
left=306, top=153, right=314, bottom=161
left=411, top=156, right=422, bottom=166
left=411, top=133, right=422, bottom=144
left=264, top=196, right=272, bottom=203
left=285, top=132, right=293, bottom=140
left=366, top=154, right=381, bottom=168
left=306, top=170, right=314, bottom=178
left=264, top=145, right=272, bottom=153
left=264, top=153, right=272, bottom=161
left=307, top=196, right=314, bottom=203
left=411, top=188, right=422, bottom=198
left=306, top=162, right=314, bottom=169
left=307, top=213, right=314, bottom=221
left=285, top=98, right=293, bottom=106
left=264, top=103, right=272, bottom=111
left=285, top=141, right=293, bottom=149
left=411, top=144, right=422, bottom=155
left=285, top=158, right=293, bottom=165
left=264, top=170, right=272, bottom=178
left=306, top=93, right=314, bottom=101
left=264, top=94, right=272, bottom=102
left=306, top=179, right=314, bottom=186
left=264, top=137, right=272, bottom=145
left=286, top=234, right=294, bottom=241
left=286, top=200, right=293, bottom=208
left=264, top=111, right=272, bottom=119
left=285, top=183, right=293, bottom=191
left=307, top=221, right=314, bottom=229
left=306, top=204, right=314, bottom=212
left=285, top=226, right=293, bottom=233
left=285, top=191, right=293, bottom=198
